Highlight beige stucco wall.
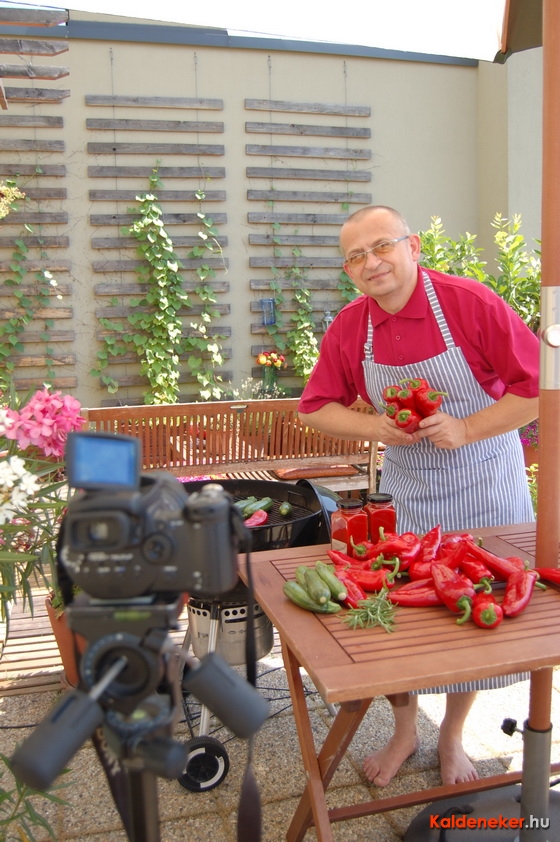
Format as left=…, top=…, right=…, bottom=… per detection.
left=0, top=11, right=541, bottom=406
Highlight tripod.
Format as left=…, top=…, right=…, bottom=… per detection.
left=11, top=594, right=269, bottom=842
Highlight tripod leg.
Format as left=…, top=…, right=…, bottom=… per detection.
left=125, top=768, right=160, bottom=842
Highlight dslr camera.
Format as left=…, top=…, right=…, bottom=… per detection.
left=58, top=430, right=240, bottom=601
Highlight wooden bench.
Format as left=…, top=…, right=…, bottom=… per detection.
left=82, top=397, right=376, bottom=491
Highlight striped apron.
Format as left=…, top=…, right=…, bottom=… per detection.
left=363, top=271, right=532, bottom=692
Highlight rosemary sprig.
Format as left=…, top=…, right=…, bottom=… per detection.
left=341, top=587, right=398, bottom=633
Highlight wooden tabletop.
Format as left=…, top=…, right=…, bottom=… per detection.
left=240, top=523, right=560, bottom=704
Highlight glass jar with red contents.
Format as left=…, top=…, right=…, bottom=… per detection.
left=330, top=498, right=368, bottom=554
left=365, top=493, right=397, bottom=542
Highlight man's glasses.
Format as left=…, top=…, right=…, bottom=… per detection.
left=344, top=235, right=410, bottom=268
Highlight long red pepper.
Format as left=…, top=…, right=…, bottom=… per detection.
left=534, top=568, right=560, bottom=586
left=419, top=524, right=442, bottom=563
left=344, top=565, right=398, bottom=592
left=414, top=388, right=447, bottom=417
left=458, top=554, right=495, bottom=586
left=389, top=579, right=442, bottom=607
left=464, top=543, right=526, bottom=581
left=431, top=562, right=475, bottom=621
left=502, top=569, right=539, bottom=617
left=395, top=408, right=422, bottom=433
left=335, top=570, right=367, bottom=609
left=370, top=529, right=422, bottom=569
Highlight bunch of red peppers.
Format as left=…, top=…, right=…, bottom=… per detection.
left=327, top=522, right=545, bottom=630
left=382, top=376, right=447, bottom=433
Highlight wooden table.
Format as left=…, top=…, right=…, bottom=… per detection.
left=240, top=523, right=560, bottom=841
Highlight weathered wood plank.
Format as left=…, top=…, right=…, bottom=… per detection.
left=0, top=39, right=68, bottom=56
left=0, top=113, right=63, bottom=128
left=0, top=139, right=64, bottom=152
left=0, top=9, right=69, bottom=26
left=0, top=306, right=72, bottom=318
left=13, top=376, right=77, bottom=389
left=0, top=235, right=69, bottom=248
left=0, top=211, right=68, bottom=224
left=90, top=212, right=227, bottom=226
left=96, top=325, right=231, bottom=340
left=246, top=144, right=371, bottom=159
left=0, top=258, right=70, bottom=271
left=0, top=163, right=65, bottom=175
left=86, top=118, right=224, bottom=133
left=18, top=329, right=75, bottom=342
left=247, top=189, right=371, bottom=203
left=11, top=353, right=75, bottom=366
left=94, top=281, right=230, bottom=295
left=94, top=370, right=233, bottom=388
left=95, top=303, right=230, bottom=318
left=249, top=256, right=342, bottom=268
left=246, top=166, right=371, bottom=182
left=248, top=234, right=340, bottom=246
left=85, top=95, right=223, bottom=109
left=5, top=87, right=69, bottom=103
left=88, top=189, right=226, bottom=202
left=88, top=166, right=225, bottom=179
left=91, top=235, right=228, bottom=249
left=92, top=258, right=229, bottom=273
left=0, top=64, right=69, bottom=80
left=250, top=278, right=343, bottom=291
left=101, top=348, right=232, bottom=365
left=245, top=99, right=370, bottom=117
left=248, top=212, right=349, bottom=225
left=245, top=121, right=370, bottom=138
left=14, top=187, right=67, bottom=200
left=87, top=142, right=224, bottom=155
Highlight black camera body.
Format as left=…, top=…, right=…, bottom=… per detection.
left=58, top=432, right=239, bottom=600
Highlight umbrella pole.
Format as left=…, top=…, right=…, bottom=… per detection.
left=519, top=1, right=560, bottom=838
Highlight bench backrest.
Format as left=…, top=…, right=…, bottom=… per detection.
left=83, top=398, right=372, bottom=475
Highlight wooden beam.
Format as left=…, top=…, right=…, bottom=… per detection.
left=0, top=64, right=69, bottom=80
left=245, top=99, right=370, bottom=117
left=0, top=39, right=68, bottom=57
left=0, top=9, right=69, bottom=27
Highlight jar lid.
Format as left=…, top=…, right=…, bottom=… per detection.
left=366, top=493, right=393, bottom=504
left=336, top=498, right=364, bottom=509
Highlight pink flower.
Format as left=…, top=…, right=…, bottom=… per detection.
left=4, top=387, right=85, bottom=458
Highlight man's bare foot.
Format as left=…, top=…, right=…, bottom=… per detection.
left=438, top=736, right=479, bottom=785
left=363, top=733, right=420, bottom=787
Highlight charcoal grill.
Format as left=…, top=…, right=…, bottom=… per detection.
left=177, top=477, right=337, bottom=792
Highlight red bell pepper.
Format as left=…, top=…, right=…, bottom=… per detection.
left=382, top=385, right=402, bottom=405
left=395, top=408, right=422, bottom=433
left=471, top=591, right=504, bottom=629
left=502, top=568, right=539, bottom=618
left=244, top=509, right=269, bottom=527
left=414, top=388, right=447, bottom=417
left=389, top=578, right=442, bottom=607
left=396, top=388, right=417, bottom=410
left=400, top=377, right=430, bottom=392
left=384, top=403, right=399, bottom=419
left=431, top=561, right=475, bottom=622
left=335, top=570, right=368, bottom=609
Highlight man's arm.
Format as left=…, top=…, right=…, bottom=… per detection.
left=298, top=402, right=418, bottom=447
left=416, top=393, right=539, bottom=449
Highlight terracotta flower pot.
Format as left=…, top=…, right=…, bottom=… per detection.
left=45, top=593, right=87, bottom=688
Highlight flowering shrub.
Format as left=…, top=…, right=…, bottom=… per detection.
left=519, top=419, right=539, bottom=448
left=256, top=350, right=287, bottom=370
left=0, top=180, right=25, bottom=220
left=0, top=384, right=85, bottom=621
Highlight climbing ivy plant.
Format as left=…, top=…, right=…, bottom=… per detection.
left=92, top=169, right=226, bottom=404
left=0, top=182, right=60, bottom=391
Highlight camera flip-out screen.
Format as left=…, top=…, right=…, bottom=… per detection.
left=66, top=431, right=141, bottom=491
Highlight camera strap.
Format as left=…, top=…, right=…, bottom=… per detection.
left=237, top=550, right=262, bottom=842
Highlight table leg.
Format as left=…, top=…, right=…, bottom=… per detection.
left=281, top=640, right=372, bottom=842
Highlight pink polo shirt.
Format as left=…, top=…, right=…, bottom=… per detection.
left=299, top=266, right=539, bottom=413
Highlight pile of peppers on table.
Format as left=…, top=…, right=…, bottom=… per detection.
left=327, top=524, right=548, bottom=630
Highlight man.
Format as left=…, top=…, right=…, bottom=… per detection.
left=298, top=205, right=539, bottom=788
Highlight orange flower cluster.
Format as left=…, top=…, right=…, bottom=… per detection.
left=256, top=351, right=287, bottom=370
